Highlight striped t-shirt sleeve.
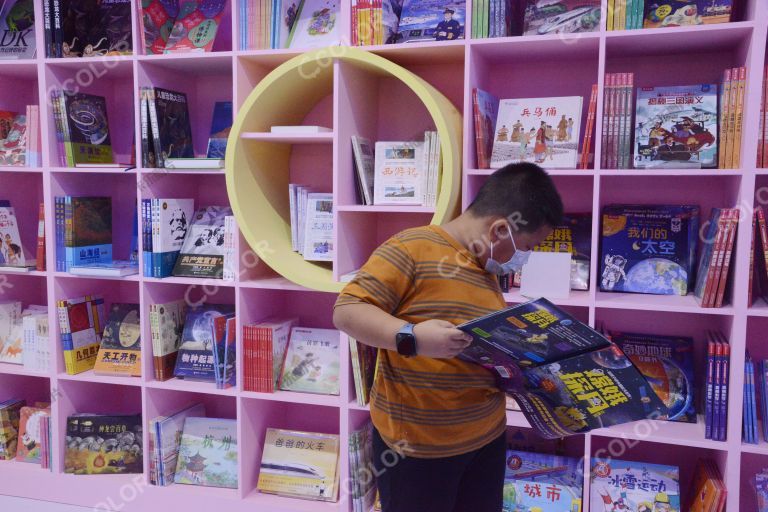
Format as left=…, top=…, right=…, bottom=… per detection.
left=335, top=236, right=415, bottom=314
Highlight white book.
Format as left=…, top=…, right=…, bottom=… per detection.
left=222, top=215, right=236, bottom=282
left=163, top=158, right=225, bottom=169
left=490, top=96, right=584, bottom=169
left=0, top=300, right=22, bottom=364
left=270, top=125, right=332, bottom=134
left=154, top=198, right=195, bottom=277
left=286, top=0, right=341, bottom=49
left=0, top=264, right=34, bottom=273
left=373, top=141, right=425, bottom=205
left=69, top=261, right=139, bottom=277
left=288, top=184, right=298, bottom=251
left=73, top=163, right=129, bottom=168
left=0, top=203, right=27, bottom=266
left=422, top=132, right=432, bottom=206
left=302, top=193, right=334, bottom=262
left=21, top=308, right=47, bottom=371
left=297, top=186, right=311, bottom=255
left=351, top=136, right=375, bottom=206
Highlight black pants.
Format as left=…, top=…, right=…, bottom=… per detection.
left=372, top=427, right=506, bottom=512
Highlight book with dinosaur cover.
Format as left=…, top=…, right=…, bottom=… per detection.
left=458, top=298, right=667, bottom=439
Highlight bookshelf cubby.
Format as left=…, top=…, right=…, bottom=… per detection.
left=0, top=0, right=766, bottom=511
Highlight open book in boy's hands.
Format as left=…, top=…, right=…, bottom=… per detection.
left=458, top=298, right=667, bottom=439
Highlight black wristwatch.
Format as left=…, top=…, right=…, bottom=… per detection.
left=395, top=323, right=417, bottom=357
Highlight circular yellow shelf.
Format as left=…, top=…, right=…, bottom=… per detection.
left=226, top=47, right=463, bottom=293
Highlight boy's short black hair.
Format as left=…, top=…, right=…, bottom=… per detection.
left=467, top=163, right=564, bottom=232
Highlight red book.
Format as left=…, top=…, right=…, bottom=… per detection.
left=749, top=208, right=757, bottom=306
left=701, top=209, right=728, bottom=308
left=35, top=202, right=45, bottom=271
left=714, top=208, right=739, bottom=308
left=757, top=206, right=768, bottom=302
left=580, top=84, right=598, bottom=169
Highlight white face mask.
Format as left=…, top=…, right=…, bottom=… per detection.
left=484, top=225, right=532, bottom=276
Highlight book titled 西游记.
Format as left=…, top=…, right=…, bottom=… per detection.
left=373, top=141, right=425, bottom=205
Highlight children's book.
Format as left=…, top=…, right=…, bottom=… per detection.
left=151, top=402, right=205, bottom=486
left=93, top=303, right=142, bottom=377
left=150, top=300, right=187, bottom=381
left=173, top=303, right=235, bottom=380
left=206, top=101, right=232, bottom=159
left=15, top=405, right=49, bottom=463
left=590, top=458, right=680, bottom=512
left=172, top=205, right=232, bottom=278
left=502, top=450, right=583, bottom=512
left=458, top=298, right=667, bottom=439
left=150, top=87, right=194, bottom=166
left=523, top=0, right=601, bottom=36
left=0, top=111, right=27, bottom=166
left=152, top=198, right=195, bottom=277
left=491, top=96, right=583, bottom=169
left=0, top=399, right=24, bottom=460
left=600, top=204, right=699, bottom=296
left=687, top=459, right=725, bottom=512
left=140, top=0, right=181, bottom=54
left=163, top=0, right=227, bottom=52
left=396, top=0, right=465, bottom=43
left=174, top=417, right=238, bottom=488
left=0, top=300, right=21, bottom=364
left=302, top=193, right=334, bottom=262
left=0, top=0, right=36, bottom=59
left=610, top=331, right=696, bottom=423
left=279, top=327, right=340, bottom=395
left=62, top=93, right=114, bottom=164
left=472, top=88, right=500, bottom=170
left=643, top=0, right=733, bottom=28
left=373, top=141, right=425, bottom=205
left=64, top=196, right=113, bottom=272
left=634, top=84, right=718, bottom=168
left=257, top=428, right=340, bottom=501
left=57, top=295, right=107, bottom=375
left=0, top=202, right=27, bottom=267
left=64, top=414, right=143, bottom=474
left=287, top=0, right=341, bottom=49
left=351, top=136, right=375, bottom=206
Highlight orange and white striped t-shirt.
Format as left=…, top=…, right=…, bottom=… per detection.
left=335, top=225, right=507, bottom=458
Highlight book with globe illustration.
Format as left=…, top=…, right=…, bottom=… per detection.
left=458, top=298, right=667, bottom=439
left=93, top=303, right=142, bottom=377
left=600, top=204, right=700, bottom=296
left=172, top=303, right=235, bottom=381
left=610, top=331, right=696, bottom=423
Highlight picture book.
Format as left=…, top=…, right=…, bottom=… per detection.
left=610, top=331, right=696, bottom=423
left=173, top=303, right=235, bottom=381
left=472, top=87, right=500, bottom=169
left=491, top=96, right=583, bottom=169
left=458, top=298, right=667, bottom=439
left=66, top=196, right=113, bottom=271
left=65, top=414, right=143, bottom=474
left=0, top=111, right=27, bottom=166
left=287, top=0, right=341, bottom=49
left=206, top=101, right=232, bottom=159
left=57, top=295, right=107, bottom=375
left=634, top=84, right=718, bottom=168
left=151, top=402, right=205, bottom=486
left=92, top=0, right=133, bottom=55
left=523, top=0, right=601, bottom=36
left=349, top=422, right=376, bottom=512
left=211, top=315, right=236, bottom=389
left=643, top=1, right=733, bottom=28
left=0, top=301, right=21, bottom=364
left=502, top=450, right=583, bottom=512
left=150, top=300, right=187, bottom=381
left=513, top=213, right=592, bottom=291
left=174, top=417, right=238, bottom=488
left=0, top=0, right=36, bottom=59
left=172, top=205, right=232, bottom=278
left=257, top=428, right=340, bottom=501
left=279, top=327, right=340, bottom=395
left=0, top=399, right=24, bottom=460
left=302, top=193, right=334, bottom=262
left=62, top=93, right=114, bottom=164
left=351, top=136, right=375, bottom=206
left=600, top=204, right=699, bottom=296
left=396, top=0, right=465, bottom=43
left=590, top=458, right=680, bottom=512
left=15, top=405, right=49, bottom=463
left=152, top=198, right=195, bottom=277
left=163, top=0, right=227, bottom=52
left=0, top=202, right=27, bottom=267
left=140, top=0, right=181, bottom=54
left=373, top=141, right=425, bottom=205
left=93, top=303, right=142, bottom=377
left=150, top=87, right=194, bottom=166
left=687, top=459, right=725, bottom=512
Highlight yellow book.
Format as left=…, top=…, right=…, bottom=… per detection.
left=257, top=428, right=340, bottom=501
left=359, top=2, right=371, bottom=46
left=719, top=68, right=731, bottom=169
left=376, top=2, right=382, bottom=46
left=58, top=296, right=105, bottom=375
left=726, top=67, right=739, bottom=169
left=607, top=0, right=615, bottom=31
left=617, top=0, right=625, bottom=31
left=92, top=304, right=142, bottom=377
left=732, top=66, right=746, bottom=169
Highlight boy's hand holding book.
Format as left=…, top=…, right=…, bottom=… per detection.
left=412, top=319, right=473, bottom=359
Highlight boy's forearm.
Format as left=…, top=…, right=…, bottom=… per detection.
left=332, top=303, right=405, bottom=351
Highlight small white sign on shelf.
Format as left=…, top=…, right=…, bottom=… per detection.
left=519, top=252, right=572, bottom=300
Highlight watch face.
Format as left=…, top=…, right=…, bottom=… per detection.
left=396, top=332, right=417, bottom=356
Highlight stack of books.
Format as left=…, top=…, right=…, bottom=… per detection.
left=43, top=0, right=132, bottom=57
left=349, top=335, right=377, bottom=406
left=352, top=0, right=465, bottom=45
left=349, top=421, right=377, bottom=512
left=602, top=72, right=634, bottom=169
left=591, top=458, right=680, bottom=510
left=719, top=66, right=747, bottom=169
left=240, top=0, right=340, bottom=50
left=64, top=414, right=143, bottom=474
left=15, top=404, right=51, bottom=469
left=141, top=198, right=195, bottom=278
left=694, top=208, right=739, bottom=308
left=607, top=0, right=645, bottom=30
left=0, top=301, right=47, bottom=367
left=149, top=403, right=206, bottom=486
left=288, top=186, right=333, bottom=261
left=56, top=295, right=106, bottom=375
left=139, top=0, right=225, bottom=54
left=149, top=300, right=188, bottom=381
left=704, top=330, right=730, bottom=442
left=257, top=428, right=340, bottom=502
left=50, top=91, right=115, bottom=167
left=242, top=317, right=297, bottom=393
left=0, top=105, right=39, bottom=166
left=688, top=458, right=726, bottom=512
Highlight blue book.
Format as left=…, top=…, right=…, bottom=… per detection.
left=396, top=0, right=466, bottom=43
left=61, top=196, right=113, bottom=272
left=173, top=304, right=235, bottom=381
left=744, top=355, right=754, bottom=443
left=590, top=458, right=680, bottom=511
left=704, top=339, right=714, bottom=439
left=761, top=360, right=768, bottom=441
left=693, top=208, right=721, bottom=302
left=502, top=450, right=583, bottom=512
left=719, top=337, right=729, bottom=441
left=601, top=204, right=700, bottom=296
left=206, top=102, right=233, bottom=159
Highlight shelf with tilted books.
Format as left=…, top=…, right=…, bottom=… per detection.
left=42, top=60, right=136, bottom=167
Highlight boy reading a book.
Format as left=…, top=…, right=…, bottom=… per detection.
left=333, top=163, right=563, bottom=512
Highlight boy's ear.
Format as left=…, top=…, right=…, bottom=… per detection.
left=489, top=218, right=510, bottom=242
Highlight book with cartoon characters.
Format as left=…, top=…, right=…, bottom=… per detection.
left=278, top=327, right=340, bottom=395
left=590, top=458, right=680, bottom=512
left=458, top=298, right=667, bottom=439
left=15, top=404, right=50, bottom=463
left=64, top=414, right=143, bottom=474
left=643, top=0, right=733, bottom=28
left=287, top=0, right=341, bottom=49
left=503, top=450, right=583, bottom=512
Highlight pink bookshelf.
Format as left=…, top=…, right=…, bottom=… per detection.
left=0, top=0, right=766, bottom=510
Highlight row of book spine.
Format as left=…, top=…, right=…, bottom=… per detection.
left=759, top=66, right=768, bottom=168
left=579, top=84, right=598, bottom=169
left=149, top=300, right=187, bottom=382
left=704, top=330, right=730, bottom=442
left=694, top=208, right=739, bottom=308
left=351, top=0, right=387, bottom=46
left=743, top=354, right=762, bottom=444
left=601, top=72, right=634, bottom=169
left=606, top=0, right=645, bottom=30
left=242, top=317, right=296, bottom=393
left=719, top=66, right=747, bottom=169
left=471, top=0, right=513, bottom=39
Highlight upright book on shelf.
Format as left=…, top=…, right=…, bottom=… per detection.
left=287, top=0, right=342, bottom=49
left=173, top=303, right=235, bottom=381
left=590, top=458, right=680, bottom=511
left=57, top=295, right=106, bottom=375
left=472, top=87, right=499, bottom=169
left=150, top=300, right=187, bottom=381
left=174, top=417, right=238, bottom=488
left=503, top=450, right=583, bottom=511
left=64, top=414, right=143, bottom=474
left=396, top=0, right=465, bottom=43
left=522, top=0, right=601, bottom=35
left=279, top=327, right=340, bottom=395
left=172, top=205, right=233, bottom=278
left=93, top=303, right=142, bottom=377
left=373, top=141, right=425, bottom=205
left=163, top=0, right=227, bottom=53
left=0, top=0, right=36, bottom=59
